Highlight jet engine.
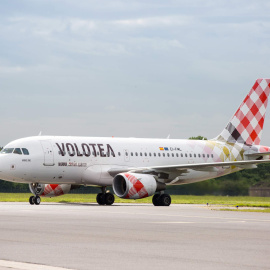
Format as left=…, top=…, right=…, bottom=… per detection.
left=112, top=173, right=166, bottom=199
left=29, top=183, right=79, bottom=197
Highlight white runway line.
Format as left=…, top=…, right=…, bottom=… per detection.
left=0, top=260, right=73, bottom=270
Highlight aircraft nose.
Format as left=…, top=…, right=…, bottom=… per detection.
left=0, top=155, right=10, bottom=178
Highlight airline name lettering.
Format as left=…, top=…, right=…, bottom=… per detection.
left=56, top=143, right=115, bottom=157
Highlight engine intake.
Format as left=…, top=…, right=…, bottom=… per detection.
left=113, top=173, right=166, bottom=199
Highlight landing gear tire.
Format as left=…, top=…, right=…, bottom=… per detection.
left=29, top=196, right=35, bottom=205
left=105, top=193, right=115, bottom=205
left=96, top=193, right=105, bottom=205
left=34, top=196, right=41, bottom=205
left=159, top=194, right=171, bottom=206
left=96, top=193, right=115, bottom=205
left=152, top=194, right=171, bottom=206
left=152, top=194, right=160, bottom=206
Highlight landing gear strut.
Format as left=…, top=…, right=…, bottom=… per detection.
left=96, top=187, right=115, bottom=206
left=29, top=196, right=41, bottom=205
left=152, top=193, right=171, bottom=206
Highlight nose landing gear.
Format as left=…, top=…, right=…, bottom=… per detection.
left=96, top=187, right=115, bottom=205
left=29, top=196, right=41, bottom=205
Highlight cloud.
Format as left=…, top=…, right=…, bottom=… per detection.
left=0, top=66, right=25, bottom=74
left=0, top=1, right=270, bottom=146
left=113, top=15, right=193, bottom=27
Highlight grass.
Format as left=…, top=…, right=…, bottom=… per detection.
left=1, top=193, right=270, bottom=208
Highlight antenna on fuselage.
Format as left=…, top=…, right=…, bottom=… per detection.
left=38, top=131, right=42, bottom=136
left=166, top=134, right=170, bottom=139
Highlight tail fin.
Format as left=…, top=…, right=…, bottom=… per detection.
left=216, top=78, right=270, bottom=145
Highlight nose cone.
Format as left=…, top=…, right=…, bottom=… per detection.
left=0, top=154, right=5, bottom=172
left=0, top=154, right=13, bottom=181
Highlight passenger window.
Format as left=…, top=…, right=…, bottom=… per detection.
left=125, top=152, right=128, bottom=156
left=207, top=154, right=209, bottom=158
left=194, top=154, right=196, bottom=158
left=140, top=153, right=142, bottom=156
left=198, top=154, right=201, bottom=158
left=158, top=153, right=161, bottom=157
left=181, top=153, right=183, bottom=157
left=118, top=152, right=121, bottom=156
left=22, top=148, right=29, bottom=155
left=172, top=153, right=174, bottom=157
left=154, top=153, right=156, bottom=157
left=176, top=153, right=178, bottom=157
left=145, top=153, right=147, bottom=156
left=203, top=154, right=205, bottom=158
left=149, top=153, right=151, bottom=157
left=163, top=153, right=165, bottom=157
left=13, top=148, right=22, bottom=155
left=131, top=152, right=133, bottom=156
left=189, top=154, right=192, bottom=157
left=211, top=154, right=214, bottom=158
left=167, top=153, right=170, bottom=157
left=185, top=153, right=187, bottom=157
left=135, top=152, right=138, bottom=156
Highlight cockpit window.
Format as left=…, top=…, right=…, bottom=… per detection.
left=13, top=148, right=22, bottom=155
left=22, top=148, right=29, bottom=155
left=1, top=148, right=14, bottom=154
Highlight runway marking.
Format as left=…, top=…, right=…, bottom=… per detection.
left=151, top=220, right=246, bottom=224
left=151, top=222, right=195, bottom=224
left=91, top=210, right=270, bottom=223
left=0, top=260, right=73, bottom=270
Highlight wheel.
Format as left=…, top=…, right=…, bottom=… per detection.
left=105, top=193, right=115, bottom=205
left=96, top=193, right=105, bottom=205
left=34, top=196, right=41, bottom=205
left=152, top=194, right=160, bottom=206
left=159, top=194, right=171, bottom=206
left=29, top=196, right=35, bottom=205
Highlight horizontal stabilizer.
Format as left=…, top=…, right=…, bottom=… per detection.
left=244, top=151, right=270, bottom=157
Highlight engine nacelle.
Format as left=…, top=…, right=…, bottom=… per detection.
left=113, top=173, right=166, bottom=199
left=29, top=183, right=79, bottom=197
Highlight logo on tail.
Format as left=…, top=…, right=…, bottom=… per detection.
left=217, top=78, right=270, bottom=145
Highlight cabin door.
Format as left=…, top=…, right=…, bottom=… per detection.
left=40, top=141, right=55, bottom=166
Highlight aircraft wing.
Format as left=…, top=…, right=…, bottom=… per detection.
left=108, top=159, right=270, bottom=176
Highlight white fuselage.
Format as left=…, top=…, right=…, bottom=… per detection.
left=0, top=136, right=240, bottom=187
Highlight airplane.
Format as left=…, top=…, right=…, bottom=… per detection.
left=0, top=78, right=270, bottom=206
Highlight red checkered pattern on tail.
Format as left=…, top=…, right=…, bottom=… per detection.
left=218, top=78, right=270, bottom=145
left=124, top=173, right=149, bottom=199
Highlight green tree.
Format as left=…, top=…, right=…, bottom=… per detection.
left=189, top=135, right=207, bottom=140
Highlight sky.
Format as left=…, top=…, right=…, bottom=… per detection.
left=0, top=0, right=270, bottom=146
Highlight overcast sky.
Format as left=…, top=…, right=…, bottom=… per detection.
left=0, top=0, right=270, bottom=146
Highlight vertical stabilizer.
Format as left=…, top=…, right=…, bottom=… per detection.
left=216, top=78, right=270, bottom=145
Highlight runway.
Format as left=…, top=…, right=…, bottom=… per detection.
left=0, top=202, right=269, bottom=270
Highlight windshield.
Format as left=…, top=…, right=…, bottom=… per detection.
left=13, top=148, right=22, bottom=155
left=1, top=148, right=14, bottom=154
left=22, top=148, right=29, bottom=155
left=0, top=147, right=30, bottom=155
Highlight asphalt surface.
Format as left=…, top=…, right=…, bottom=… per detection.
left=0, top=202, right=270, bottom=270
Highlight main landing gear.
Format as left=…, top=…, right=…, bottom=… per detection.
left=29, top=196, right=41, bottom=205
left=96, top=187, right=115, bottom=205
left=152, top=193, right=171, bottom=206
